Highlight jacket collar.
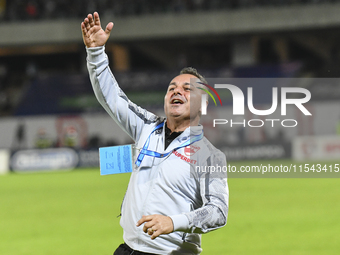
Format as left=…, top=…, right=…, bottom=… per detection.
left=163, top=121, right=203, bottom=152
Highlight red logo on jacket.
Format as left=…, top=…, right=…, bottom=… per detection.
left=184, top=145, right=200, bottom=156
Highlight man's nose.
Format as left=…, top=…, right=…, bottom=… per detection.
left=173, top=87, right=183, bottom=94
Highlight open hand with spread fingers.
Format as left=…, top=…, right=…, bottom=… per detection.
left=81, top=12, right=114, bottom=48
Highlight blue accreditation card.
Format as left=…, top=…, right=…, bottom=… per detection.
left=99, top=144, right=134, bottom=175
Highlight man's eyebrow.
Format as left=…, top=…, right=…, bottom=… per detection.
left=186, top=82, right=199, bottom=88
left=168, top=82, right=196, bottom=87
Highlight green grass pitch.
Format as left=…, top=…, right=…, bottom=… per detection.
left=1, top=160, right=340, bottom=255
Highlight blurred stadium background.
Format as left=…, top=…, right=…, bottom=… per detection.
left=0, top=0, right=340, bottom=254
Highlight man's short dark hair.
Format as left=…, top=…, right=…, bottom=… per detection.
left=180, top=67, right=207, bottom=85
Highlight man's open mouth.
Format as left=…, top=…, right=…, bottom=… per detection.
left=171, top=99, right=184, bottom=104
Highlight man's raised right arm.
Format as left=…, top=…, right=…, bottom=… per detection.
left=81, top=12, right=158, bottom=141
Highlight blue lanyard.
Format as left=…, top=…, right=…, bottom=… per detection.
left=135, top=122, right=203, bottom=167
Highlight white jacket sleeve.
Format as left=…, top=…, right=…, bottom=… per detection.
left=171, top=150, right=229, bottom=234
left=86, top=46, right=159, bottom=142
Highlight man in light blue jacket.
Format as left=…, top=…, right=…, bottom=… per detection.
left=82, top=12, right=229, bottom=255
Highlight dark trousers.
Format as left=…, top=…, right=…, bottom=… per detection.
left=114, top=243, right=158, bottom=255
